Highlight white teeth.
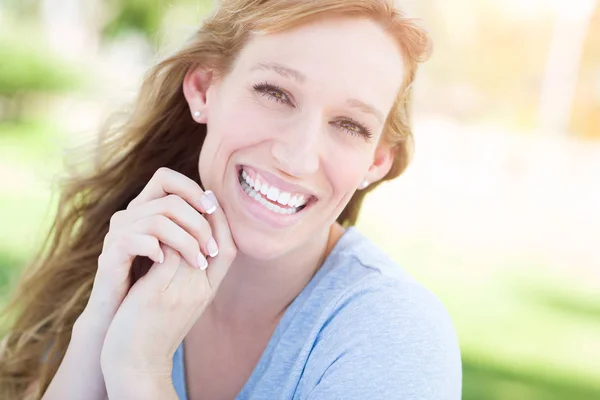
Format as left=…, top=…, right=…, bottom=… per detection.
left=241, top=179, right=299, bottom=215
left=267, top=187, right=279, bottom=201
left=253, top=179, right=262, bottom=193
left=240, top=167, right=311, bottom=214
left=277, top=191, right=291, bottom=206
left=295, top=196, right=306, bottom=207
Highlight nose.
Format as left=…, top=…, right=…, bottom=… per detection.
left=270, top=115, right=321, bottom=176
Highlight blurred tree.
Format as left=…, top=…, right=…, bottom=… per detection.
left=102, top=0, right=166, bottom=41
left=0, top=34, right=81, bottom=120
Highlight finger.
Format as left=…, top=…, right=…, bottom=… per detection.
left=92, top=234, right=163, bottom=316
left=196, top=197, right=237, bottom=290
left=109, top=195, right=217, bottom=258
left=166, top=254, right=207, bottom=300
left=98, top=234, right=163, bottom=289
left=102, top=233, right=164, bottom=267
left=136, top=245, right=182, bottom=292
left=133, top=215, right=204, bottom=270
left=127, top=167, right=218, bottom=216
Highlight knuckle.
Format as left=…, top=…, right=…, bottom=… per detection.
left=97, top=251, right=106, bottom=268
left=148, top=215, right=168, bottom=232
left=109, top=210, right=124, bottom=228
left=155, top=167, right=172, bottom=180
left=126, top=199, right=137, bottom=210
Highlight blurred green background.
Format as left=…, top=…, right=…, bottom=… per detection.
left=1, top=0, right=599, bottom=399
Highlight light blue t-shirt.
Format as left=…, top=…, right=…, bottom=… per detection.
left=171, top=227, right=462, bottom=399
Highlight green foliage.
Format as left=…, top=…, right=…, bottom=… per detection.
left=0, top=36, right=81, bottom=96
left=102, top=0, right=166, bottom=41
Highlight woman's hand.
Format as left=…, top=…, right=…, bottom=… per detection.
left=80, top=167, right=235, bottom=396
left=101, top=240, right=235, bottom=399
left=83, top=167, right=233, bottom=326
left=44, top=168, right=235, bottom=400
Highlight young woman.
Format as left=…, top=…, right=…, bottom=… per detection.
left=0, top=0, right=461, bottom=399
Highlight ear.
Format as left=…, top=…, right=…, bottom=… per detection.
left=183, top=66, right=216, bottom=124
left=363, top=143, right=396, bottom=186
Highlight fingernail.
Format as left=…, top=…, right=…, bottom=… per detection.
left=159, top=250, right=164, bottom=264
left=207, top=237, right=219, bottom=257
left=200, top=190, right=218, bottom=214
left=197, top=253, right=208, bottom=270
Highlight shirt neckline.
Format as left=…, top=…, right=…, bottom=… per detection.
left=180, top=226, right=361, bottom=399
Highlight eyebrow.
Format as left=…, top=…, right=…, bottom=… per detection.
left=251, top=62, right=385, bottom=123
left=346, top=98, right=385, bottom=123
left=250, top=62, right=306, bottom=83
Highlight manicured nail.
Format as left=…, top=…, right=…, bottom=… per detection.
left=158, top=250, right=164, bottom=264
left=207, top=237, right=219, bottom=258
left=200, top=190, right=218, bottom=214
left=197, top=253, right=208, bottom=270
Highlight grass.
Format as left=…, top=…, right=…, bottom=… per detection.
left=2, top=119, right=599, bottom=399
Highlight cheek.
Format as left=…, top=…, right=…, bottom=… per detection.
left=199, top=97, right=279, bottom=185
left=214, top=97, right=282, bottom=146
left=324, top=149, right=372, bottom=196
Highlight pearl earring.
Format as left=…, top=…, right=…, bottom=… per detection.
left=358, top=180, right=370, bottom=190
left=193, top=111, right=201, bottom=120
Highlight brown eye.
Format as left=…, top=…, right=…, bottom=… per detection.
left=268, top=89, right=285, bottom=100
left=253, top=82, right=294, bottom=106
left=340, top=121, right=361, bottom=133
left=333, top=118, right=373, bottom=140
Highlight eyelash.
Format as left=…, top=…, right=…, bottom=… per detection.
left=252, top=81, right=373, bottom=140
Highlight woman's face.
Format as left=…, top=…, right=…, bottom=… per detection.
left=188, top=17, right=405, bottom=260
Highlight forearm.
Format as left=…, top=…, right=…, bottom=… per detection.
left=41, top=311, right=110, bottom=400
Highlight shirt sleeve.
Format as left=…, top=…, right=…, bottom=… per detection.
left=302, top=278, right=462, bottom=400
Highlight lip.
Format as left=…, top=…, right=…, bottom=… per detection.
left=238, top=165, right=317, bottom=200
left=234, top=167, right=316, bottom=229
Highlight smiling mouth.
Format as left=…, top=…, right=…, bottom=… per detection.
left=237, top=167, right=314, bottom=215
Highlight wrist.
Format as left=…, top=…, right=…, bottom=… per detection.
left=72, top=308, right=113, bottom=338
left=104, top=373, right=176, bottom=400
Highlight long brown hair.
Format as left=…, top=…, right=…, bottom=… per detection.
left=0, top=0, right=431, bottom=398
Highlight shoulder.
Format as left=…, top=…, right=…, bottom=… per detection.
left=324, top=227, right=459, bottom=333
left=320, top=271, right=462, bottom=375
left=304, top=228, right=462, bottom=399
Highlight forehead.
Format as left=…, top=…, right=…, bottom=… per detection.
left=232, top=17, right=405, bottom=108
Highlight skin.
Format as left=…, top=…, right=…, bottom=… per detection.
left=42, top=15, right=406, bottom=400
left=185, top=16, right=404, bottom=330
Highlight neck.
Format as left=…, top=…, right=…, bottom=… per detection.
left=204, top=223, right=345, bottom=331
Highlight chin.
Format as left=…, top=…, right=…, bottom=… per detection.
left=229, top=223, right=295, bottom=261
